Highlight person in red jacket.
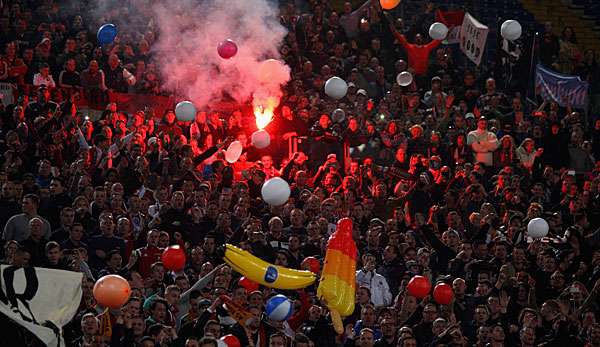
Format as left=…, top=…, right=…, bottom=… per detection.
left=128, top=229, right=163, bottom=278
left=385, top=12, right=441, bottom=77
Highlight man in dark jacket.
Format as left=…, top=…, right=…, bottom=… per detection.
left=542, top=122, right=570, bottom=169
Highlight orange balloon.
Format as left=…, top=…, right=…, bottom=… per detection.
left=93, top=275, right=131, bottom=308
left=380, top=0, right=401, bottom=10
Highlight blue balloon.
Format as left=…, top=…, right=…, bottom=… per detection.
left=97, top=24, right=118, bottom=45
left=265, top=295, right=293, bottom=321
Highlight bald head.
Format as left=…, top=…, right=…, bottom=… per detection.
left=29, top=217, right=45, bottom=240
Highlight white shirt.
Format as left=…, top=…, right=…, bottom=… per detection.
left=356, top=269, right=392, bottom=308
left=467, top=129, right=499, bottom=166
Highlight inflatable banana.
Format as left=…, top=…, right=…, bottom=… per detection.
left=317, top=218, right=357, bottom=334
left=224, top=244, right=316, bottom=289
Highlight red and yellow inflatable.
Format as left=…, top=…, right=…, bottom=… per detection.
left=317, top=218, right=357, bottom=334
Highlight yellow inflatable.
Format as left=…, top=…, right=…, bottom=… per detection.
left=317, top=218, right=357, bottom=334
left=223, top=244, right=316, bottom=289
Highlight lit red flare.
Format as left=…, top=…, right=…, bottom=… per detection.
left=254, top=105, right=273, bottom=130
left=252, top=95, right=279, bottom=129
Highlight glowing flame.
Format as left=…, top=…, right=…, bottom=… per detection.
left=254, top=105, right=273, bottom=130
left=253, top=95, right=279, bottom=130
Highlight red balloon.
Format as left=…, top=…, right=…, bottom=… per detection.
left=406, top=275, right=431, bottom=299
left=93, top=275, right=131, bottom=308
left=217, top=39, right=238, bottom=59
left=161, top=245, right=186, bottom=271
left=220, top=334, right=241, bottom=347
left=433, top=283, right=454, bottom=305
left=238, top=276, right=259, bottom=292
left=301, top=256, right=321, bottom=274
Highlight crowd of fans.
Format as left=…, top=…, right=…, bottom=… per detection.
left=1, top=0, right=600, bottom=346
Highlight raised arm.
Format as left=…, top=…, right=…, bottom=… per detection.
left=384, top=12, right=409, bottom=48
left=99, top=70, right=108, bottom=91
left=426, top=39, right=442, bottom=50
left=356, top=0, right=373, bottom=15
left=75, top=127, right=91, bottom=150
left=180, top=264, right=226, bottom=303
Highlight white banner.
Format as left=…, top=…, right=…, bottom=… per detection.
left=459, top=13, right=489, bottom=65
left=0, top=265, right=82, bottom=347
left=444, top=26, right=461, bottom=44
left=0, top=82, right=15, bottom=106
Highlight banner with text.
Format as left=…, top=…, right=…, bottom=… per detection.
left=436, top=9, right=465, bottom=44
left=535, top=64, right=589, bottom=109
left=0, top=82, right=16, bottom=106
left=459, top=13, right=489, bottom=65
left=0, top=266, right=82, bottom=347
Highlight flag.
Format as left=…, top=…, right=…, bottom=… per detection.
left=220, top=295, right=254, bottom=326
left=0, top=82, right=16, bottom=106
left=459, top=13, right=489, bottom=65
left=436, top=9, right=465, bottom=44
left=98, top=309, right=112, bottom=337
left=0, top=265, right=83, bottom=347
left=535, top=64, right=589, bottom=109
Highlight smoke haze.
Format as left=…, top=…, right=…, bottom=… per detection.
left=151, top=0, right=290, bottom=111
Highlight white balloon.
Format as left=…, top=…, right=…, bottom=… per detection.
left=396, top=71, right=413, bottom=86
left=331, top=108, right=345, bottom=123
left=324, top=76, right=348, bottom=100
left=261, top=177, right=291, bottom=206
left=175, top=101, right=196, bottom=122
left=251, top=130, right=271, bottom=149
left=527, top=218, right=549, bottom=238
left=501, top=20, right=522, bottom=41
left=258, top=59, right=286, bottom=83
left=225, top=141, right=243, bottom=163
left=429, top=22, right=449, bottom=41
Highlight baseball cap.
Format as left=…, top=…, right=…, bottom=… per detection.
left=465, top=113, right=475, bottom=119
left=198, top=299, right=211, bottom=308
left=356, top=89, right=368, bottom=96
left=370, top=218, right=385, bottom=227
left=406, top=260, right=419, bottom=268
left=445, top=229, right=460, bottom=239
